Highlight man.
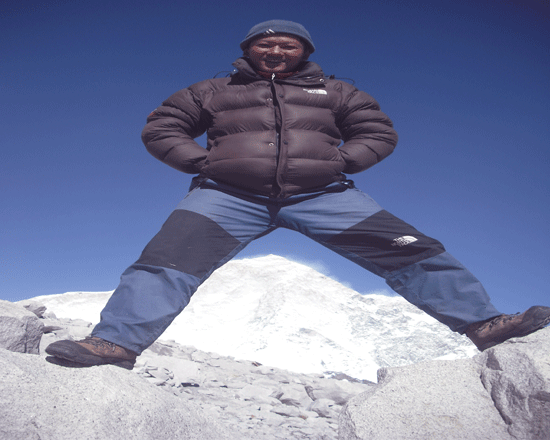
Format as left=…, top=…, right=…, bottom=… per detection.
left=47, top=20, right=550, bottom=370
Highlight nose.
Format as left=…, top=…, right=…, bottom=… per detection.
left=269, top=45, right=282, bottom=55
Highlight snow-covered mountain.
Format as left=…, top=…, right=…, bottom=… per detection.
left=29, top=255, right=477, bottom=382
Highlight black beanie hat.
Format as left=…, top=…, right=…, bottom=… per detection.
left=240, top=19, right=315, bottom=53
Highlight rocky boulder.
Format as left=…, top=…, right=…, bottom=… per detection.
left=0, top=347, right=240, bottom=440
left=339, top=328, right=550, bottom=440
left=477, top=330, right=550, bottom=440
left=0, top=299, right=44, bottom=354
left=2, top=298, right=549, bottom=440
left=1, top=300, right=372, bottom=440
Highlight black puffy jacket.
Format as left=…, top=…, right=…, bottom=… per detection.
left=142, top=58, right=398, bottom=198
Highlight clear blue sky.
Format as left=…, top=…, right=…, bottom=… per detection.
left=2, top=0, right=549, bottom=317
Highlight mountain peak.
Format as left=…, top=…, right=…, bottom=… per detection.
left=29, top=255, right=477, bottom=381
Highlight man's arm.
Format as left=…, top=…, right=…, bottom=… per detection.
left=337, top=89, right=398, bottom=174
left=141, top=88, right=209, bottom=174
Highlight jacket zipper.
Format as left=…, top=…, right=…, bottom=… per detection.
left=270, top=74, right=283, bottom=197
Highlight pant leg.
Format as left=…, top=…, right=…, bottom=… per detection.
left=92, top=185, right=276, bottom=353
left=278, top=185, right=501, bottom=333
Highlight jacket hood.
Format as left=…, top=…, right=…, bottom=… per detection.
left=231, top=57, right=327, bottom=86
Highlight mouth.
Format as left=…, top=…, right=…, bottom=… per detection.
left=264, top=58, right=284, bottom=66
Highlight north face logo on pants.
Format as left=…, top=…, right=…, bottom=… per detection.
left=391, top=236, right=418, bottom=247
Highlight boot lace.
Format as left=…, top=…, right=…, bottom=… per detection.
left=82, top=337, right=118, bottom=352
left=484, top=313, right=519, bottom=330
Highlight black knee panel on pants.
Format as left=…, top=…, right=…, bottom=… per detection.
left=136, top=209, right=241, bottom=278
left=326, top=210, right=445, bottom=272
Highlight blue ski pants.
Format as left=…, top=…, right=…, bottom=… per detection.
left=93, top=179, right=501, bottom=354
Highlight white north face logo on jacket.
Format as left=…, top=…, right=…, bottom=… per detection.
left=304, top=89, right=327, bottom=95
left=391, top=236, right=418, bottom=247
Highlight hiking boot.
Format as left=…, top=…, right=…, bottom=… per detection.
left=466, top=306, right=550, bottom=351
left=45, top=336, right=137, bottom=370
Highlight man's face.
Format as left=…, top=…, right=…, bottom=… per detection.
left=245, top=34, right=308, bottom=73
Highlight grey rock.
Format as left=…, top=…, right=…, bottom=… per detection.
left=254, top=377, right=283, bottom=388
left=274, top=383, right=313, bottom=408
left=36, top=315, right=93, bottom=354
left=16, top=300, right=47, bottom=318
left=146, top=365, right=173, bottom=381
left=271, top=405, right=303, bottom=417
left=11, top=297, right=548, bottom=440
left=0, top=300, right=44, bottom=354
left=308, top=398, right=338, bottom=418
left=221, top=379, right=250, bottom=389
left=126, top=336, right=360, bottom=439
left=476, top=329, right=550, bottom=440
left=339, top=358, right=511, bottom=440
left=191, top=350, right=212, bottom=363
left=313, top=378, right=372, bottom=405
left=237, top=384, right=280, bottom=404
left=41, top=319, right=64, bottom=333
left=0, top=348, right=241, bottom=440
left=68, top=318, right=95, bottom=327
left=339, top=328, right=550, bottom=440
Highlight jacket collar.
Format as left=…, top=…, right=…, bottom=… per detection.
left=232, top=57, right=327, bottom=86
